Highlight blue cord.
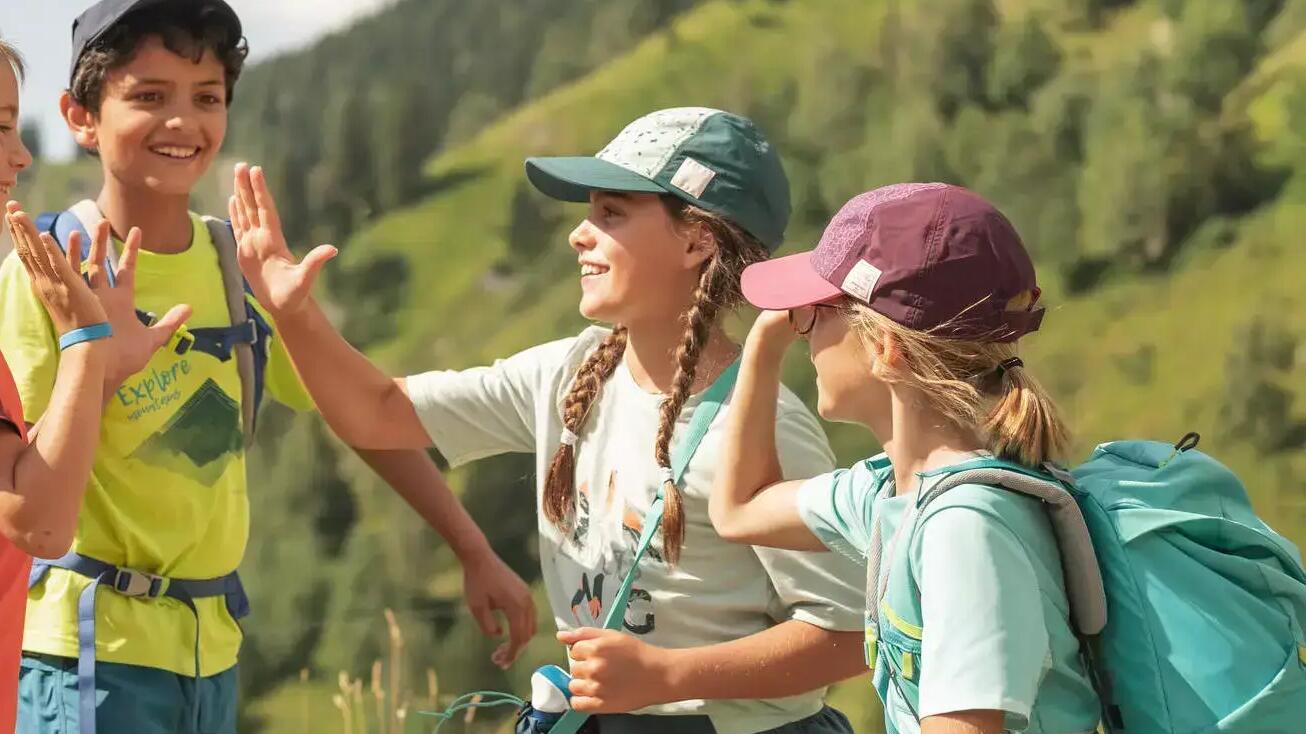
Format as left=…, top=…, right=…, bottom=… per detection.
left=415, top=690, right=527, bottom=732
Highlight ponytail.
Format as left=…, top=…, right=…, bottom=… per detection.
left=848, top=293, right=1071, bottom=469
left=982, top=360, right=1070, bottom=467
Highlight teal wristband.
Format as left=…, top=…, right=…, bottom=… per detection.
left=58, top=323, right=113, bottom=351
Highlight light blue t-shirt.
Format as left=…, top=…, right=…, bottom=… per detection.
left=797, top=456, right=1100, bottom=734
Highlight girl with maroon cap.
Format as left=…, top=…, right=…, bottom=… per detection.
left=710, top=184, right=1101, bottom=734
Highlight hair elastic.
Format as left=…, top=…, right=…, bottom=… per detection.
left=995, top=357, right=1024, bottom=378
left=559, top=428, right=579, bottom=447
left=658, top=465, right=674, bottom=486
left=58, top=323, right=113, bottom=351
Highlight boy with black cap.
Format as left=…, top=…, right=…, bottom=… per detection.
left=0, top=3, right=536, bottom=732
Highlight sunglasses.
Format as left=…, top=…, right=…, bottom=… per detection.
left=788, top=303, right=841, bottom=336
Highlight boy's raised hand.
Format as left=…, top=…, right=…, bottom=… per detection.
left=88, top=220, right=193, bottom=387
left=6, top=202, right=192, bottom=387
left=230, top=163, right=337, bottom=318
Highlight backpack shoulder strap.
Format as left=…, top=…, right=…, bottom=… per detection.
left=917, top=459, right=1107, bottom=636
left=40, top=200, right=121, bottom=287
left=202, top=215, right=259, bottom=443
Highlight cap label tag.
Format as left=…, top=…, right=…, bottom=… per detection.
left=670, top=157, right=717, bottom=199
left=840, top=260, right=882, bottom=302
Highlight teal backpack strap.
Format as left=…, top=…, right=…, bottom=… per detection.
left=866, top=457, right=1115, bottom=727
left=909, top=458, right=1119, bottom=730
left=912, top=458, right=1107, bottom=636
left=551, top=360, right=739, bottom=734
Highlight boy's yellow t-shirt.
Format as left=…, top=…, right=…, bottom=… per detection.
left=0, top=213, right=313, bottom=677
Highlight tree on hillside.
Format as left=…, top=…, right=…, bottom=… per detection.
left=1222, top=315, right=1305, bottom=454
left=1164, top=2, right=1260, bottom=113
left=885, top=0, right=998, bottom=120
left=372, top=79, right=437, bottom=212
left=987, top=14, right=1062, bottom=109
left=1076, top=55, right=1172, bottom=266
left=315, top=89, right=378, bottom=243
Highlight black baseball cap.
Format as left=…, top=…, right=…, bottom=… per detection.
left=69, top=0, right=242, bottom=83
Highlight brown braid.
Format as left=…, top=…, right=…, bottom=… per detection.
left=653, top=199, right=769, bottom=565
left=542, top=325, right=628, bottom=530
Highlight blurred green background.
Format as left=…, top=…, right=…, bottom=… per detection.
left=8, top=0, right=1306, bottom=731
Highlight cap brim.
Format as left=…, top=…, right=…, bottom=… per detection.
left=741, top=251, right=844, bottom=311
left=525, top=157, right=668, bottom=202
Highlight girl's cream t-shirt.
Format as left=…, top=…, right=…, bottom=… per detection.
left=406, top=326, right=866, bottom=734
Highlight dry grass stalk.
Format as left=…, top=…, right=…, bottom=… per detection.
left=464, top=693, right=483, bottom=725
left=385, top=608, right=406, bottom=731
left=332, top=693, right=352, bottom=734
left=300, top=668, right=311, bottom=734
left=352, top=679, right=366, bottom=734
left=426, top=668, right=439, bottom=708
left=371, top=660, right=387, bottom=734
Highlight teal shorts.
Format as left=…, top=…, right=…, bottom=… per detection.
left=17, top=653, right=237, bottom=734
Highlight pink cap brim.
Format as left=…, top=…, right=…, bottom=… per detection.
left=741, top=251, right=844, bottom=310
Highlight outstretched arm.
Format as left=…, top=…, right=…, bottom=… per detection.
left=709, top=310, right=824, bottom=551
left=352, top=447, right=537, bottom=668
left=229, top=163, right=429, bottom=450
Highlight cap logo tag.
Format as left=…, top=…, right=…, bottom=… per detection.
left=840, top=259, right=882, bottom=302
left=670, top=157, right=716, bottom=198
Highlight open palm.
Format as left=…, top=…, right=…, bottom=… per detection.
left=6, top=204, right=191, bottom=389
left=92, top=223, right=195, bottom=387
left=229, top=162, right=337, bottom=318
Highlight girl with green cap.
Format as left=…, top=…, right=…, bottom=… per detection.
left=229, top=108, right=867, bottom=734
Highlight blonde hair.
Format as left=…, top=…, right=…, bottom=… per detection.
left=0, top=37, right=24, bottom=81
left=542, top=196, right=769, bottom=565
left=846, top=293, right=1070, bottom=467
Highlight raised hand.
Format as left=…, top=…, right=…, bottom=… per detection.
left=7, top=202, right=192, bottom=388
left=230, top=162, right=337, bottom=318
left=745, top=308, right=802, bottom=362
left=84, top=219, right=192, bottom=388
left=6, top=201, right=107, bottom=335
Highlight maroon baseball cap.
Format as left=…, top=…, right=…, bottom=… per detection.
left=742, top=183, right=1044, bottom=342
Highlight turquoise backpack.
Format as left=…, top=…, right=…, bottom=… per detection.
left=869, top=434, right=1306, bottom=733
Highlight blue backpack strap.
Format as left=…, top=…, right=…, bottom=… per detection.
left=38, top=205, right=119, bottom=288
left=244, top=287, right=271, bottom=428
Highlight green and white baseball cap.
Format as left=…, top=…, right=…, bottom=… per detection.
left=525, top=107, right=791, bottom=251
